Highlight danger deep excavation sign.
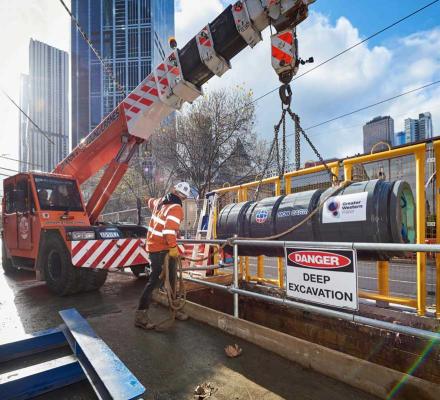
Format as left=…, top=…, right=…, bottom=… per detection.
left=285, top=247, right=358, bottom=311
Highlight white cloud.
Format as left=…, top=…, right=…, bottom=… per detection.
left=178, top=10, right=440, bottom=163
left=175, top=0, right=224, bottom=44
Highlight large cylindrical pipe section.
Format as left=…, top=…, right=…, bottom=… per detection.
left=216, top=179, right=416, bottom=260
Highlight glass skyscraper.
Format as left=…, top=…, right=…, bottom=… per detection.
left=71, top=0, right=174, bottom=148
left=19, top=40, right=69, bottom=172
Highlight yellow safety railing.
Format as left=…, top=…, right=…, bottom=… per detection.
left=213, top=141, right=439, bottom=317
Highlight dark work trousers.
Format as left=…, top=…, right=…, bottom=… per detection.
left=138, top=250, right=177, bottom=310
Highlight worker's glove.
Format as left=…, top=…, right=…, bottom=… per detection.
left=168, top=247, right=179, bottom=258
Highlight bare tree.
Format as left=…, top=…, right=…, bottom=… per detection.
left=156, top=87, right=268, bottom=198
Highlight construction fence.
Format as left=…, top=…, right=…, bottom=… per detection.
left=100, top=140, right=440, bottom=317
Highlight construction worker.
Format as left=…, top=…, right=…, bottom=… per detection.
left=135, top=182, right=191, bottom=329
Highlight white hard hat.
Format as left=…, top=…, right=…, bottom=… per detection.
left=174, top=181, right=191, bottom=198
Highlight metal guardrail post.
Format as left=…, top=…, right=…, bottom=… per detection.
left=277, top=258, right=284, bottom=288
left=257, top=255, right=264, bottom=279
left=434, top=140, right=440, bottom=319
left=233, top=235, right=239, bottom=318
left=377, top=260, right=390, bottom=297
left=343, top=163, right=353, bottom=182
left=416, top=148, right=427, bottom=316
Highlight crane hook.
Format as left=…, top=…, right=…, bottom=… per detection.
left=279, top=83, right=292, bottom=108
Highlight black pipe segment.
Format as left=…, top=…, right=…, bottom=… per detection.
left=216, top=179, right=416, bottom=260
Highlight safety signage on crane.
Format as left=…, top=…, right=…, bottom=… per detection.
left=285, top=247, right=358, bottom=311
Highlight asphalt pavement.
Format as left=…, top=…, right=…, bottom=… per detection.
left=0, top=261, right=379, bottom=400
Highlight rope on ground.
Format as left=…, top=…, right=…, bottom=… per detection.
left=154, top=254, right=187, bottom=331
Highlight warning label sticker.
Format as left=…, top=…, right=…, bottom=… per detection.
left=285, top=247, right=358, bottom=311
left=322, top=191, right=368, bottom=224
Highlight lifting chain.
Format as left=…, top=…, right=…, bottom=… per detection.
left=277, top=83, right=338, bottom=183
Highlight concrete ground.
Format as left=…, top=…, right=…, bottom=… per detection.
left=0, top=268, right=379, bottom=400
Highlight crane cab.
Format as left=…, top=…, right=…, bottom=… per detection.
left=1, top=172, right=149, bottom=295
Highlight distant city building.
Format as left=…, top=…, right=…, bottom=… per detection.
left=404, top=118, right=418, bottom=143
left=418, top=112, right=433, bottom=140
left=363, top=116, right=394, bottom=154
left=304, top=158, right=339, bottom=168
left=19, top=39, right=69, bottom=172
left=394, top=131, right=406, bottom=147
left=18, top=74, right=30, bottom=172
left=71, top=0, right=175, bottom=148
left=404, top=112, right=433, bottom=143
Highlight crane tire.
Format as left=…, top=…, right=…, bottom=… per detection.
left=43, top=236, right=81, bottom=296
left=1, top=240, right=16, bottom=276
left=79, top=268, right=108, bottom=292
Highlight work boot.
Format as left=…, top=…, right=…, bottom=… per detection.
left=134, top=309, right=155, bottom=330
left=175, top=310, right=189, bottom=321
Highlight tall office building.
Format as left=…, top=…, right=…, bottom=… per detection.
left=71, top=0, right=174, bottom=148
left=418, top=112, right=433, bottom=141
left=404, top=118, right=418, bottom=143
left=363, top=116, right=394, bottom=154
left=404, top=112, right=433, bottom=143
left=18, top=74, right=30, bottom=172
left=19, top=40, right=69, bottom=172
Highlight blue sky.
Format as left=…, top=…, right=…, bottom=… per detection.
left=314, top=0, right=439, bottom=45
left=0, top=0, right=439, bottom=180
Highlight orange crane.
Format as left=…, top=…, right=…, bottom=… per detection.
left=1, top=0, right=315, bottom=295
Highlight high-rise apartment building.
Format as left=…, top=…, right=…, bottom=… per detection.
left=18, top=74, right=30, bottom=172
left=71, top=0, right=174, bottom=148
left=404, top=112, right=433, bottom=143
left=363, top=116, right=394, bottom=154
left=404, top=118, right=418, bottom=143
left=19, top=40, right=69, bottom=172
left=418, top=112, right=433, bottom=141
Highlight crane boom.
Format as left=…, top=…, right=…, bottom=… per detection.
left=53, top=0, right=316, bottom=223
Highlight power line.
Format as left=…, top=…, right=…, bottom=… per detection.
left=0, top=166, right=19, bottom=173
left=0, top=155, right=42, bottom=168
left=284, top=79, right=440, bottom=139
left=58, top=0, right=126, bottom=96
left=241, top=0, right=439, bottom=108
left=1, top=89, right=55, bottom=145
left=0, top=173, right=11, bottom=178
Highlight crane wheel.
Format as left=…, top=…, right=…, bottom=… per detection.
left=2, top=240, right=16, bottom=276
left=79, top=268, right=108, bottom=292
left=43, top=236, right=81, bottom=296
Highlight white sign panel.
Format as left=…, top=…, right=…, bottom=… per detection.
left=285, top=247, right=358, bottom=311
left=322, top=191, right=368, bottom=224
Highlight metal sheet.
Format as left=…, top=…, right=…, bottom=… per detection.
left=59, top=308, right=146, bottom=400
left=0, top=355, right=85, bottom=400
left=0, top=328, right=66, bottom=363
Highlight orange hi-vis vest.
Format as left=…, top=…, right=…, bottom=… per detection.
left=146, top=197, right=184, bottom=253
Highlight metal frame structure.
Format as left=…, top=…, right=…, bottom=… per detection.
left=0, top=308, right=145, bottom=400
left=179, top=237, right=440, bottom=338
left=213, top=140, right=440, bottom=317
